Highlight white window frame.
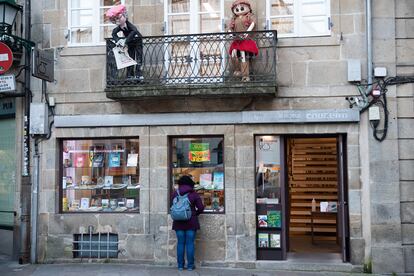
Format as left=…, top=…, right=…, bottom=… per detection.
left=266, top=0, right=331, bottom=38
left=68, top=0, right=125, bottom=47
left=163, top=0, right=225, bottom=83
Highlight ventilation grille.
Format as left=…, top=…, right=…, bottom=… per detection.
left=73, top=232, right=118, bottom=258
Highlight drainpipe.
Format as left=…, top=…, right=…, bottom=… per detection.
left=30, top=138, right=39, bottom=263
left=19, top=0, right=32, bottom=264
left=361, top=0, right=372, bottom=265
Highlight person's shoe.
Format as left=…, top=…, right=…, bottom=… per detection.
left=178, top=267, right=183, bottom=271
left=187, top=268, right=193, bottom=271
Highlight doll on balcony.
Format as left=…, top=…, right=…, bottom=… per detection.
left=106, top=4, right=143, bottom=80
left=228, top=0, right=258, bottom=82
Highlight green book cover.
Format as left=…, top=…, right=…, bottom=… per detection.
left=267, top=210, right=281, bottom=228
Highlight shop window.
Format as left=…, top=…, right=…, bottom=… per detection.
left=60, top=138, right=140, bottom=213
left=68, top=0, right=125, bottom=46
left=266, top=0, right=331, bottom=37
left=170, top=136, right=224, bottom=213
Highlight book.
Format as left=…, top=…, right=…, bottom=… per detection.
left=101, top=199, right=109, bottom=208
left=74, top=154, right=87, bottom=168
left=63, top=151, right=72, bottom=167
left=267, top=210, right=281, bottom=228
left=92, top=152, right=104, bottom=167
left=80, top=197, right=90, bottom=209
left=71, top=199, right=80, bottom=209
left=62, top=177, right=67, bottom=189
left=258, top=215, right=268, bottom=227
left=81, top=175, right=91, bottom=185
left=213, top=172, right=224, bottom=190
left=200, top=173, right=213, bottom=189
left=104, top=176, right=113, bottom=187
left=127, top=153, right=138, bottom=167
left=258, top=233, right=269, bottom=248
left=320, top=201, right=329, bottom=212
left=109, top=152, right=121, bottom=167
left=126, top=199, right=135, bottom=208
left=327, top=201, right=338, bottom=212
left=269, top=233, right=281, bottom=248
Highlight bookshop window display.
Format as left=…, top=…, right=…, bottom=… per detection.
left=170, top=136, right=224, bottom=213
left=60, top=138, right=140, bottom=213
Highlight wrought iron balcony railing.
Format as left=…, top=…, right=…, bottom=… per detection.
left=106, top=30, right=277, bottom=88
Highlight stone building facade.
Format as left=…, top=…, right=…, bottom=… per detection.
left=9, top=0, right=411, bottom=273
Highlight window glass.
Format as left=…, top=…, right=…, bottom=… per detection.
left=68, top=0, right=124, bottom=45
left=169, top=0, right=190, bottom=13
left=255, top=136, right=281, bottom=202
left=170, top=137, right=224, bottom=213
left=267, top=0, right=330, bottom=37
left=200, top=0, right=220, bottom=13
left=61, top=138, right=140, bottom=213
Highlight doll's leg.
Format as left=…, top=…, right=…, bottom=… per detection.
left=231, top=49, right=241, bottom=77
left=136, top=41, right=143, bottom=79
left=127, top=45, right=136, bottom=78
left=240, top=51, right=250, bottom=81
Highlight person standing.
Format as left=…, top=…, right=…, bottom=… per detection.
left=171, top=175, right=204, bottom=271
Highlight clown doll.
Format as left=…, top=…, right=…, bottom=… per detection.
left=228, top=0, right=258, bottom=82
left=106, top=4, right=143, bottom=80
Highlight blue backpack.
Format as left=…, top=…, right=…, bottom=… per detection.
left=170, top=190, right=192, bottom=221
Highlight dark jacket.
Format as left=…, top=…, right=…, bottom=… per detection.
left=171, top=184, right=204, bottom=231
left=112, top=20, right=142, bottom=45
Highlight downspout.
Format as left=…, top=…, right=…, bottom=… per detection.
left=30, top=139, right=39, bottom=263
left=19, top=0, right=32, bottom=264
left=361, top=0, right=372, bottom=265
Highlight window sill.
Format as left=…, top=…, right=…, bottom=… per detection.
left=277, top=35, right=341, bottom=48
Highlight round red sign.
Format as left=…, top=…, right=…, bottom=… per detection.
left=0, top=42, right=13, bottom=74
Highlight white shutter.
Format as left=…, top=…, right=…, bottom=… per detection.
left=298, top=0, right=330, bottom=36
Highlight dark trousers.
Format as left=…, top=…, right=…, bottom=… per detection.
left=127, top=42, right=143, bottom=77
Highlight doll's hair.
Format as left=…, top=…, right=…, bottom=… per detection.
left=231, top=0, right=252, bottom=14
left=106, top=4, right=128, bottom=24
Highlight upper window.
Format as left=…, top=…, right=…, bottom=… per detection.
left=68, top=0, right=125, bottom=46
left=266, top=0, right=331, bottom=37
left=60, top=138, right=140, bottom=213
left=170, top=136, right=225, bottom=213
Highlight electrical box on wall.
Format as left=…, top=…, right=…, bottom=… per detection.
left=30, top=103, right=49, bottom=135
left=347, top=59, right=361, bottom=82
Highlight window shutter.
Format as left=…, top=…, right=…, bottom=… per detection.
left=298, top=0, right=330, bottom=36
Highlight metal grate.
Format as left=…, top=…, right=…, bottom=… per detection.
left=73, top=232, right=118, bottom=258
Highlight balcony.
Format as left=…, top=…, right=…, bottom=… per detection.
left=105, top=31, right=277, bottom=100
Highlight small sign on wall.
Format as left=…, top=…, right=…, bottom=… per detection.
left=0, top=74, right=16, bottom=93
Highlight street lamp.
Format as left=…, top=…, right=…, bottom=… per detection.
left=0, top=0, right=21, bottom=34
left=0, top=0, right=33, bottom=52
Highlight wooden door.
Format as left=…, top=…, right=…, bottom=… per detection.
left=337, top=135, right=350, bottom=262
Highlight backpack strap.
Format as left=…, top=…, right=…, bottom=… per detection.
left=176, top=189, right=192, bottom=206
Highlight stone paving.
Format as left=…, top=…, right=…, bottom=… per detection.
left=0, top=255, right=385, bottom=276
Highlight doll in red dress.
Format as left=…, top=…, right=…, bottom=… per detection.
left=228, top=0, right=258, bottom=82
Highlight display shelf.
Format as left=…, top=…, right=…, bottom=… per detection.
left=64, top=184, right=140, bottom=190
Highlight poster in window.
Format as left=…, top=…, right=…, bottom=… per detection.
left=127, top=153, right=138, bottom=167
left=213, top=172, right=224, bottom=190
left=189, top=143, right=210, bottom=163
left=200, top=173, right=212, bottom=189
left=258, top=215, right=268, bottom=227
left=109, top=152, right=121, bottom=167
left=92, top=152, right=104, bottom=167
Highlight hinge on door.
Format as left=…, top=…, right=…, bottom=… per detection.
left=328, top=17, right=334, bottom=30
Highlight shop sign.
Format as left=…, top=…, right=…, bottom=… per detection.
left=189, top=143, right=210, bottom=162
left=0, top=42, right=13, bottom=74
left=0, top=98, right=15, bottom=116
left=32, top=48, right=54, bottom=82
left=0, top=74, right=16, bottom=92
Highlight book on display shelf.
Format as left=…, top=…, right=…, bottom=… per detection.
left=267, top=210, right=281, bottom=228
left=258, top=233, right=269, bottom=248
left=258, top=215, right=268, bottom=227
left=213, top=171, right=224, bottom=190
left=269, top=233, right=281, bottom=248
